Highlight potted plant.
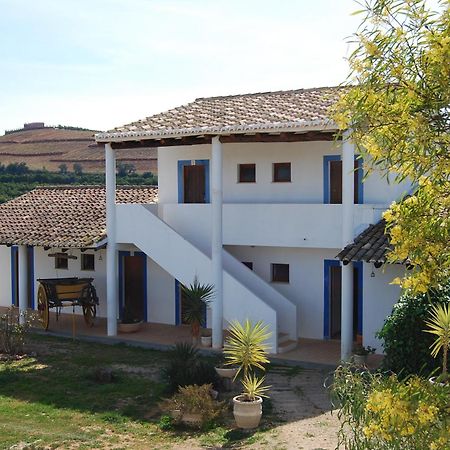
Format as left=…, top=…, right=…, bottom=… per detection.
left=118, top=305, right=142, bottom=333
left=352, top=344, right=376, bottom=366
left=160, top=383, right=224, bottom=428
left=181, top=278, right=214, bottom=345
left=425, top=303, right=450, bottom=385
left=200, top=328, right=212, bottom=347
left=223, top=319, right=271, bottom=429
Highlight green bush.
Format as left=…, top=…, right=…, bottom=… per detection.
left=377, top=283, right=450, bottom=376
left=162, top=343, right=220, bottom=393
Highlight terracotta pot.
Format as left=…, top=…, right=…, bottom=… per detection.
left=233, top=395, right=263, bottom=429
left=215, top=366, right=238, bottom=379
left=352, top=354, right=367, bottom=366
left=201, top=336, right=212, bottom=347
left=118, top=321, right=142, bottom=333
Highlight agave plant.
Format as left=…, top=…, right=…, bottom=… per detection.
left=224, top=319, right=271, bottom=400
left=424, top=303, right=450, bottom=378
left=181, top=277, right=214, bottom=343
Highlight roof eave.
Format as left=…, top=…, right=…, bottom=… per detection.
left=95, top=120, right=339, bottom=143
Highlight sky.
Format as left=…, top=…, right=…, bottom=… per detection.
left=0, top=0, right=362, bottom=135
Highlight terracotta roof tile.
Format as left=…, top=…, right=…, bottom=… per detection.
left=96, top=86, right=344, bottom=142
left=0, top=186, right=158, bottom=248
left=337, top=220, right=393, bottom=264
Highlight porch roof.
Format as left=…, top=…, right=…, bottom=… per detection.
left=0, top=185, right=158, bottom=249
left=337, top=220, right=393, bottom=264
left=95, top=86, right=345, bottom=147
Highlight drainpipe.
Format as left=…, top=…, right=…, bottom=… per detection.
left=341, top=131, right=355, bottom=361
left=18, top=245, right=28, bottom=325
left=105, top=143, right=118, bottom=336
left=211, top=136, right=223, bottom=349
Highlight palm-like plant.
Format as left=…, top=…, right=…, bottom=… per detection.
left=181, top=278, right=214, bottom=342
left=224, top=319, right=271, bottom=400
left=424, top=303, right=450, bottom=378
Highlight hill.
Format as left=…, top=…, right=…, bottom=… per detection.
left=0, top=126, right=157, bottom=174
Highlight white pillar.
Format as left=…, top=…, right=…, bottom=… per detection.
left=341, top=131, right=355, bottom=361
left=105, top=143, right=118, bottom=336
left=211, top=136, right=223, bottom=349
left=18, top=245, right=28, bottom=324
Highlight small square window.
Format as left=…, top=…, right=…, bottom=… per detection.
left=242, top=261, right=253, bottom=270
left=238, top=164, right=256, bottom=183
left=273, top=162, right=291, bottom=182
left=271, top=263, right=289, bottom=283
left=81, top=254, right=95, bottom=271
left=55, top=254, right=68, bottom=270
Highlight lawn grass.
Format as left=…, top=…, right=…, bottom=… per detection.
left=0, top=334, right=273, bottom=449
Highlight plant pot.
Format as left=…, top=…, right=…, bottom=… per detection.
left=181, top=412, right=202, bottom=427
left=352, top=354, right=367, bottom=366
left=118, top=321, right=142, bottom=333
left=429, top=376, right=449, bottom=387
left=233, top=395, right=263, bottom=429
left=215, top=366, right=238, bottom=379
left=200, top=336, right=212, bottom=347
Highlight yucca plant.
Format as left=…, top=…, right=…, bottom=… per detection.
left=424, top=303, right=450, bottom=380
left=224, top=319, right=271, bottom=400
left=181, top=277, right=214, bottom=343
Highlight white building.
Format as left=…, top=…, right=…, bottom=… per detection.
left=0, top=87, right=410, bottom=360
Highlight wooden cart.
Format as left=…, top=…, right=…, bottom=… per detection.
left=37, top=277, right=99, bottom=331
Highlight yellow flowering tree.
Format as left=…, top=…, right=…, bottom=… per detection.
left=334, top=0, right=450, bottom=293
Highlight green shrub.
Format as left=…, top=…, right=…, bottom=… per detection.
left=331, top=365, right=450, bottom=450
left=0, top=307, right=37, bottom=356
left=377, top=283, right=450, bottom=376
left=160, top=384, right=225, bottom=429
left=162, top=343, right=220, bottom=393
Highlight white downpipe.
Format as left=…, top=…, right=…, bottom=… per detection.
left=18, top=245, right=28, bottom=324
left=341, top=131, right=355, bottom=361
left=105, top=143, right=118, bottom=336
left=211, top=136, right=223, bottom=349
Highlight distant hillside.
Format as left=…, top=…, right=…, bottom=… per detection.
left=0, top=126, right=157, bottom=174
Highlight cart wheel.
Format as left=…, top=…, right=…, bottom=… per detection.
left=37, top=285, right=49, bottom=331
left=82, top=304, right=96, bottom=327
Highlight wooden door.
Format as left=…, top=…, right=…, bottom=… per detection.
left=330, top=265, right=342, bottom=338
left=329, top=160, right=360, bottom=204
left=124, top=256, right=145, bottom=321
left=329, top=264, right=361, bottom=340
left=184, top=165, right=205, bottom=203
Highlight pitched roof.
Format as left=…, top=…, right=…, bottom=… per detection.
left=96, top=86, right=344, bottom=142
left=0, top=186, right=158, bottom=248
left=337, top=220, right=392, bottom=264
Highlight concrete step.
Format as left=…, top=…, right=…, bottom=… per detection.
left=278, top=332, right=290, bottom=344
left=278, top=338, right=298, bottom=354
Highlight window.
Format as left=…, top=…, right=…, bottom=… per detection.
left=81, top=253, right=95, bottom=271
left=273, top=162, right=291, bottom=182
left=271, top=263, right=289, bottom=283
left=242, top=261, right=253, bottom=270
left=238, top=164, right=256, bottom=183
left=55, top=254, right=68, bottom=270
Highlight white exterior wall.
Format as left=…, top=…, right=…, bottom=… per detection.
left=158, top=142, right=411, bottom=206
left=0, top=246, right=12, bottom=307
left=363, top=263, right=404, bottom=351
left=225, top=245, right=339, bottom=340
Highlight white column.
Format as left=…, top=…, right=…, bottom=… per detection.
left=341, top=131, right=355, bottom=361
left=211, top=136, right=223, bottom=349
left=18, top=245, right=28, bottom=324
left=105, top=143, right=118, bottom=336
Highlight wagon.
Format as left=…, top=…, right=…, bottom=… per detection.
left=37, top=277, right=99, bottom=331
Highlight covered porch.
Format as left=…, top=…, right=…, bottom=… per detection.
left=28, top=309, right=382, bottom=368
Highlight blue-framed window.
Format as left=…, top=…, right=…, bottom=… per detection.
left=177, top=159, right=210, bottom=204
left=323, top=155, right=364, bottom=204
left=323, top=260, right=363, bottom=339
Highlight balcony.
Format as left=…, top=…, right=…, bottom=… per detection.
left=141, top=203, right=389, bottom=250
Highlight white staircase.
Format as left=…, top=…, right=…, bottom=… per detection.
left=116, top=204, right=298, bottom=353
